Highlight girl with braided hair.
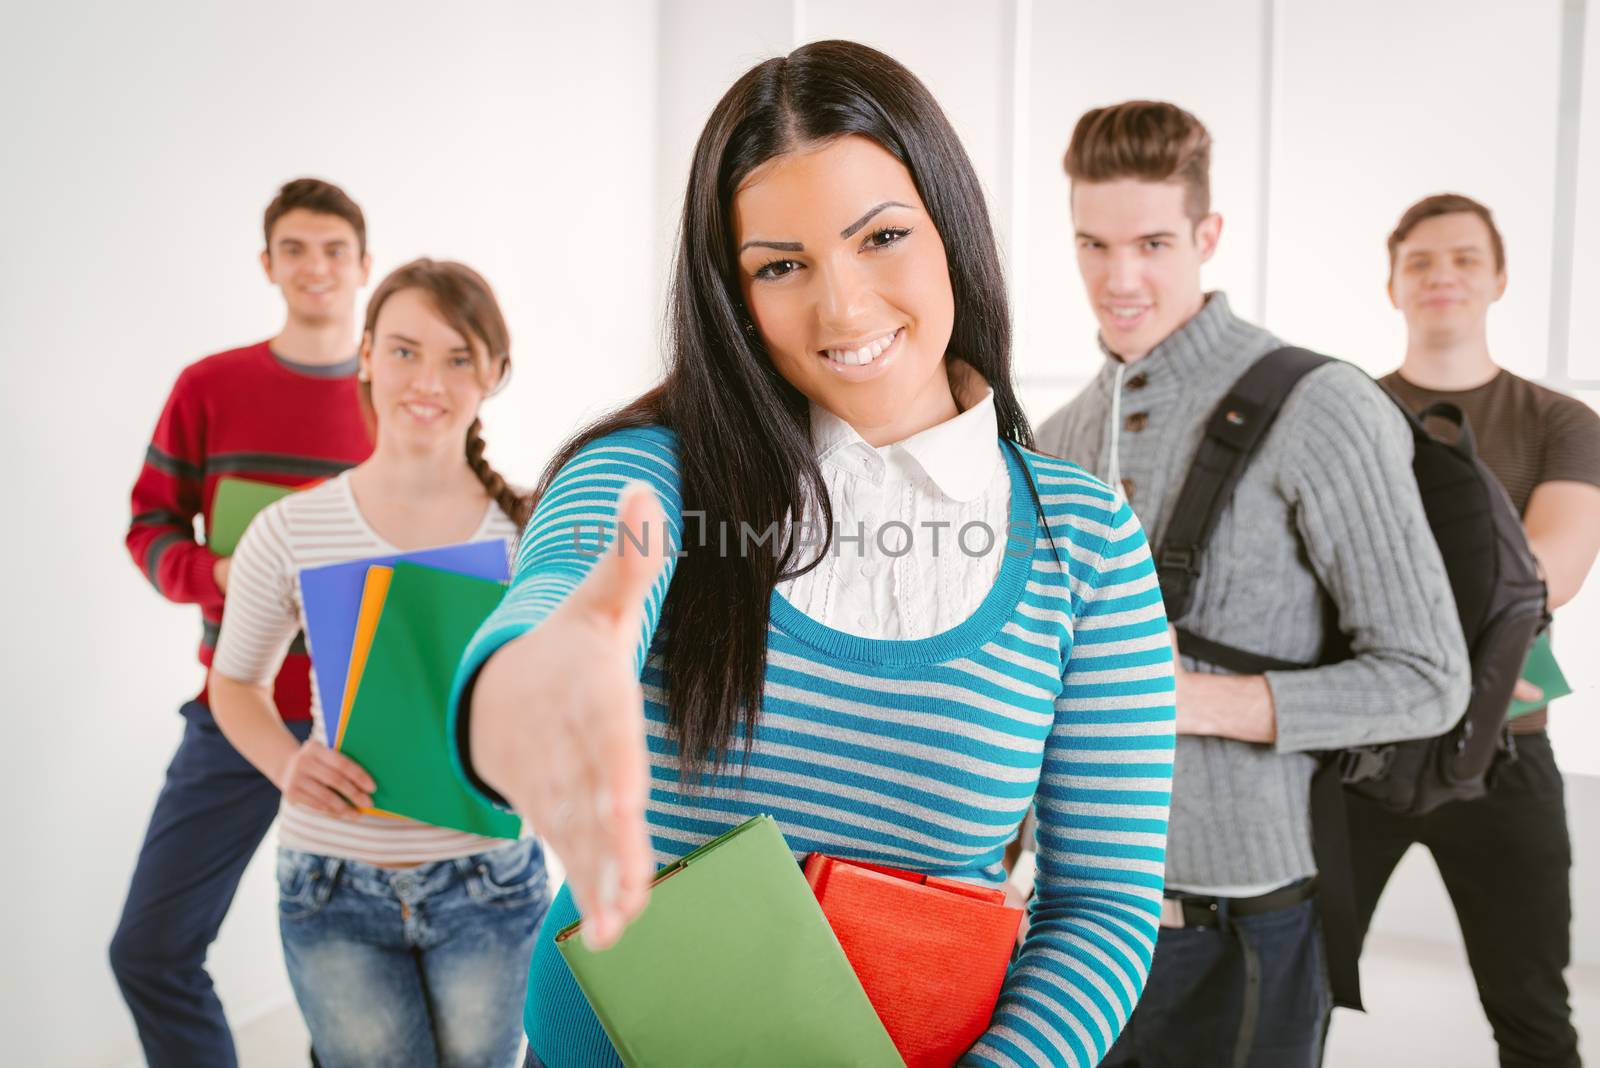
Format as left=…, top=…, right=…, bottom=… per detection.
left=209, top=258, right=543, bottom=1068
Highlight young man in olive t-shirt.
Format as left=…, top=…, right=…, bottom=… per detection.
left=1350, top=193, right=1600, bottom=1068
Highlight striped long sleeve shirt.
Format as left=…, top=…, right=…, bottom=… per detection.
left=450, top=426, right=1177, bottom=1067
left=126, top=341, right=371, bottom=718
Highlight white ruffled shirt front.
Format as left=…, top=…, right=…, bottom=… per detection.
left=774, top=388, right=1011, bottom=640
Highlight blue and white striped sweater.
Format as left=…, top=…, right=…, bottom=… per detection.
left=449, top=425, right=1175, bottom=1068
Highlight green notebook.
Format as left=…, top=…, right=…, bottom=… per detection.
left=339, top=562, right=520, bottom=839
left=556, top=816, right=901, bottom=1068
left=209, top=477, right=297, bottom=556
left=1508, top=632, right=1573, bottom=719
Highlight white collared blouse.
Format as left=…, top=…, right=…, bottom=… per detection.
left=774, top=388, right=1011, bottom=640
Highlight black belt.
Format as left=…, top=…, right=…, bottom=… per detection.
left=1162, top=876, right=1318, bottom=929
left=1160, top=876, right=1323, bottom=1068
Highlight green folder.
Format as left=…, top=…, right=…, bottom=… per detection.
left=338, top=562, right=520, bottom=838
left=556, top=816, right=901, bottom=1068
left=208, top=477, right=298, bottom=556
left=1508, top=632, right=1573, bottom=719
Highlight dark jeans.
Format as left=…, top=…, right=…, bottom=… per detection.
left=109, top=700, right=312, bottom=1068
left=1101, top=892, right=1331, bottom=1068
left=1348, top=729, right=1579, bottom=1068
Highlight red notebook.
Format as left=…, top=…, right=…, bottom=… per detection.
left=804, top=854, right=1024, bottom=1067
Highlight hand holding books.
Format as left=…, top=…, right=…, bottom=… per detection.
left=555, top=818, right=903, bottom=1068
left=551, top=817, right=1022, bottom=1067
left=472, top=482, right=670, bottom=949
left=298, top=540, right=518, bottom=836
left=1508, top=631, right=1571, bottom=718
left=278, top=737, right=375, bottom=819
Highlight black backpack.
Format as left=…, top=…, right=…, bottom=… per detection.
left=1155, top=346, right=1548, bottom=1008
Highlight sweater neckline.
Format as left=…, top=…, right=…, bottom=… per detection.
left=766, top=442, right=1039, bottom=666
left=1386, top=367, right=1507, bottom=398
left=264, top=342, right=360, bottom=380
left=1093, top=291, right=1266, bottom=395
left=336, top=470, right=503, bottom=552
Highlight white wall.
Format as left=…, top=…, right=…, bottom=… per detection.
left=1021, top=0, right=1270, bottom=386
left=1, top=3, right=658, bottom=1065
left=655, top=0, right=799, bottom=285
left=1266, top=0, right=1563, bottom=379
left=1555, top=6, right=1600, bottom=767
left=6, top=2, right=1599, bottom=1065
left=1564, top=0, right=1600, bottom=383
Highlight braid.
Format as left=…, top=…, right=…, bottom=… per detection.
left=465, top=418, right=534, bottom=528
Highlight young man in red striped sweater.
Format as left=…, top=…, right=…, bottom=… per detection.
left=112, top=178, right=373, bottom=1068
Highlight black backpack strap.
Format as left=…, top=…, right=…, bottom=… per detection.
left=1414, top=400, right=1477, bottom=456
left=1311, top=760, right=1365, bottom=1011
left=1157, top=346, right=1368, bottom=1011
left=1156, top=347, right=1335, bottom=623
left=1177, top=659, right=1367, bottom=1013
left=1172, top=627, right=1309, bottom=674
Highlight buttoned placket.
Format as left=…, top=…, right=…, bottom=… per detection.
left=1106, top=364, right=1158, bottom=505
left=843, top=443, right=889, bottom=634
left=1106, top=362, right=1128, bottom=504
left=784, top=387, right=1006, bottom=641
left=392, top=870, right=420, bottom=928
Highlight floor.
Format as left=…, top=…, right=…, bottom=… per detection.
left=228, top=932, right=1597, bottom=1067
left=1326, top=933, right=1596, bottom=1066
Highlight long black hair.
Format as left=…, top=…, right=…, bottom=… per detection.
left=534, top=39, right=1032, bottom=781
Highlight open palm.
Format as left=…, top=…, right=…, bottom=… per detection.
left=472, top=482, right=670, bottom=948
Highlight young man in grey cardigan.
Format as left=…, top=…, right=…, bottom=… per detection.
left=1036, top=101, right=1471, bottom=1068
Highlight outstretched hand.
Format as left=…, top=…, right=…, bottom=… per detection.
left=472, top=482, right=670, bottom=948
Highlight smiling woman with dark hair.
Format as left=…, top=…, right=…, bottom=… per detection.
left=452, top=40, right=1177, bottom=1067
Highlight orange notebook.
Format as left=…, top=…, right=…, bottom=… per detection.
left=336, top=566, right=393, bottom=750
left=804, top=854, right=1023, bottom=1067
left=334, top=566, right=402, bottom=821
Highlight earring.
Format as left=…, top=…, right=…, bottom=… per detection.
left=357, top=367, right=370, bottom=382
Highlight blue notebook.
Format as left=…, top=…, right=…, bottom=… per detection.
left=300, top=539, right=510, bottom=746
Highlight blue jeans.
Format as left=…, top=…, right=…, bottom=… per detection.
left=279, top=837, right=550, bottom=1068
left=110, top=701, right=313, bottom=1068
left=1101, top=892, right=1331, bottom=1068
